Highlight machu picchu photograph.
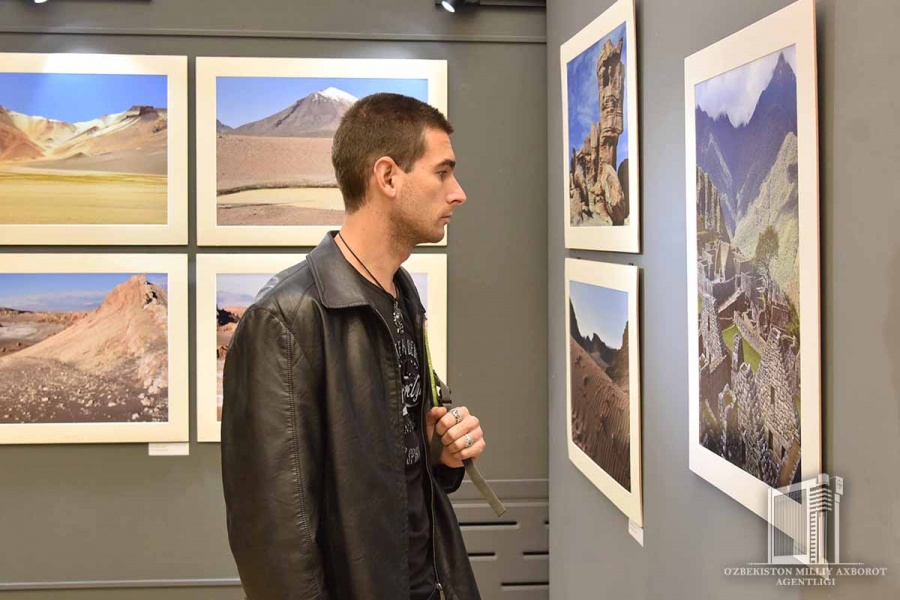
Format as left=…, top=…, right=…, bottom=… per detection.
left=694, top=45, right=802, bottom=488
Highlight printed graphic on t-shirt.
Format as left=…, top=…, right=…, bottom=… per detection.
left=396, top=335, right=422, bottom=467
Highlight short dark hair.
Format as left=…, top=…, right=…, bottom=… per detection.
left=332, top=93, right=453, bottom=213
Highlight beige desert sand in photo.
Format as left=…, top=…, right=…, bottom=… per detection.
left=0, top=275, right=169, bottom=423
left=216, top=135, right=344, bottom=226
left=0, top=105, right=169, bottom=225
left=0, top=167, right=166, bottom=225
left=570, top=336, right=631, bottom=491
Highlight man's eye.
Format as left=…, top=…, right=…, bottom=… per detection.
left=438, top=171, right=448, bottom=179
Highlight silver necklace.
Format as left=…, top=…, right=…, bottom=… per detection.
left=337, top=232, right=404, bottom=335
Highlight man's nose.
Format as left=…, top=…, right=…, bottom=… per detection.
left=450, top=177, right=467, bottom=205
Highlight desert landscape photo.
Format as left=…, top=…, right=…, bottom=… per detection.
left=694, top=46, right=803, bottom=488
left=0, top=72, right=169, bottom=225
left=214, top=273, right=273, bottom=419
left=568, top=281, right=631, bottom=491
left=0, top=273, right=169, bottom=423
left=566, top=22, right=631, bottom=227
left=215, top=75, right=428, bottom=226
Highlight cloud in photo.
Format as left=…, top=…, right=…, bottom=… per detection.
left=695, top=45, right=796, bottom=128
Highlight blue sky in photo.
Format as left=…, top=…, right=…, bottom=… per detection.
left=0, top=73, right=167, bottom=123
left=569, top=280, right=628, bottom=349
left=0, top=273, right=167, bottom=312
left=216, top=274, right=274, bottom=308
left=216, top=76, right=429, bottom=128
left=566, top=22, right=629, bottom=169
left=695, top=46, right=797, bottom=127
left=410, top=272, right=428, bottom=312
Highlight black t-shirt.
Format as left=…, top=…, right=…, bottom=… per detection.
left=354, top=269, right=435, bottom=599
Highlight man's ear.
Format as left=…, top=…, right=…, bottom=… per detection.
left=372, top=156, right=400, bottom=198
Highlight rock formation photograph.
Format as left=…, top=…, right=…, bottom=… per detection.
left=568, top=281, right=631, bottom=491
left=0, top=273, right=169, bottom=423
left=0, top=72, right=169, bottom=225
left=214, top=274, right=272, bottom=418
left=694, top=46, right=802, bottom=488
left=565, top=22, right=630, bottom=228
left=214, top=76, right=428, bottom=226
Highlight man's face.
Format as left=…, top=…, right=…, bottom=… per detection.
left=393, top=128, right=467, bottom=245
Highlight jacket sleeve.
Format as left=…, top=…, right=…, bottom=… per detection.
left=431, top=370, right=466, bottom=494
left=221, top=306, right=328, bottom=599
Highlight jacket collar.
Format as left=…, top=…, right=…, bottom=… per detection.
left=307, top=232, right=426, bottom=316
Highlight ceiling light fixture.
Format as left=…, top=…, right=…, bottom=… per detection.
left=34, top=0, right=49, bottom=4
left=436, top=0, right=544, bottom=13
left=439, top=0, right=473, bottom=12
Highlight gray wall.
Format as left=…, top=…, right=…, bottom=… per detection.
left=0, top=2, right=548, bottom=598
left=548, top=1, right=900, bottom=599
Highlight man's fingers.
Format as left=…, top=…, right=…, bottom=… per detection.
left=427, top=406, right=448, bottom=427
left=426, top=406, right=447, bottom=444
left=441, top=436, right=486, bottom=464
left=441, top=416, right=480, bottom=447
left=435, top=405, right=469, bottom=437
left=444, top=426, right=483, bottom=455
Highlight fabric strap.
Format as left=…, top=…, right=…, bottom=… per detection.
left=424, top=329, right=506, bottom=518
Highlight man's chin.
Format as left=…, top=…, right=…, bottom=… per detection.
left=401, top=224, right=446, bottom=246
left=424, top=226, right=446, bottom=245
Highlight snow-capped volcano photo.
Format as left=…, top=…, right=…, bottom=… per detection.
left=214, top=75, right=429, bottom=227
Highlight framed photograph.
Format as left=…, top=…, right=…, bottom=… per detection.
left=196, top=252, right=447, bottom=442
left=404, top=253, right=448, bottom=383
left=0, top=254, right=188, bottom=444
left=565, top=258, right=642, bottom=525
left=195, top=253, right=305, bottom=443
left=561, top=0, right=640, bottom=253
left=685, top=0, right=820, bottom=521
left=0, top=53, right=188, bottom=245
left=196, top=57, right=448, bottom=247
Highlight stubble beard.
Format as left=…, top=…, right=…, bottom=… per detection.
left=392, top=188, right=443, bottom=249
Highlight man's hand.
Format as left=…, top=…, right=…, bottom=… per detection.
left=426, top=406, right=486, bottom=469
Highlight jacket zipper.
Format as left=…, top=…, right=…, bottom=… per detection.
left=415, top=311, right=445, bottom=600
left=368, top=304, right=445, bottom=600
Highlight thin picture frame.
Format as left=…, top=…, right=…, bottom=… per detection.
left=560, top=0, right=641, bottom=253
left=565, top=258, right=643, bottom=525
left=0, top=253, right=188, bottom=444
left=196, top=252, right=447, bottom=443
left=196, top=57, right=449, bottom=247
left=0, top=53, right=188, bottom=245
left=685, top=0, right=821, bottom=521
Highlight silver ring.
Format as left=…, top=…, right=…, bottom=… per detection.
left=451, top=408, right=462, bottom=425
left=464, top=433, right=474, bottom=449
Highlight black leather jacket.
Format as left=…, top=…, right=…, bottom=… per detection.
left=221, top=233, right=481, bottom=600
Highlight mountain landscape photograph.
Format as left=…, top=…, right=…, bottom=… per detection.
left=566, top=21, right=631, bottom=228
left=215, top=76, right=428, bottom=226
left=694, top=45, right=803, bottom=488
left=0, top=72, right=169, bottom=225
left=0, top=273, right=169, bottom=424
left=213, top=273, right=271, bottom=419
left=568, top=280, right=631, bottom=491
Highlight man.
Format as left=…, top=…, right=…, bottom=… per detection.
left=221, top=93, right=485, bottom=600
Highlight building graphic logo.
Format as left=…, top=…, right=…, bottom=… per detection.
left=724, top=473, right=888, bottom=587
left=768, top=474, right=843, bottom=566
